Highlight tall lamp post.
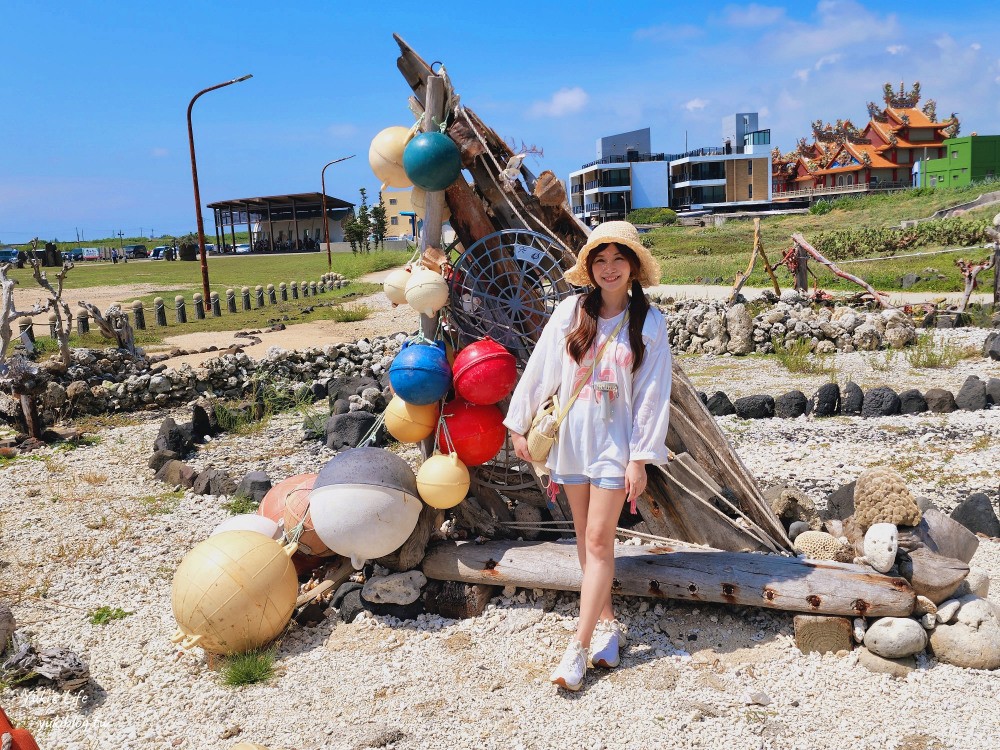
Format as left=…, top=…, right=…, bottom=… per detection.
left=321, top=154, right=356, bottom=270
left=187, top=74, right=253, bottom=302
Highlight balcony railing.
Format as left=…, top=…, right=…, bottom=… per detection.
left=573, top=206, right=584, bottom=215
left=571, top=185, right=583, bottom=193
left=585, top=202, right=601, bottom=212
left=584, top=180, right=601, bottom=190
left=663, top=146, right=729, bottom=161
left=772, top=180, right=910, bottom=200
left=581, top=152, right=667, bottom=168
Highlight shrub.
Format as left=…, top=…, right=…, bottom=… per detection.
left=809, top=201, right=833, bottom=215
left=88, top=606, right=133, bottom=626
left=627, top=208, right=677, bottom=225
left=222, top=493, right=259, bottom=515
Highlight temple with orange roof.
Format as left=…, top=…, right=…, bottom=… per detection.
left=772, top=82, right=959, bottom=200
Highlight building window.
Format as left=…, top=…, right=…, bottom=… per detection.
left=748, top=184, right=753, bottom=199
left=961, top=167, right=968, bottom=173
left=389, top=198, right=397, bottom=205
left=748, top=160, right=752, bottom=176
left=952, top=151, right=959, bottom=159
left=390, top=216, right=398, bottom=225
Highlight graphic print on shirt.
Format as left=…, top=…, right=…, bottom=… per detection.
left=570, top=338, right=633, bottom=404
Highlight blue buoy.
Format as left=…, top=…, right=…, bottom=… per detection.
left=388, top=340, right=452, bottom=405
left=402, top=132, right=462, bottom=192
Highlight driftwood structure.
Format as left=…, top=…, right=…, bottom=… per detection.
left=394, top=35, right=792, bottom=558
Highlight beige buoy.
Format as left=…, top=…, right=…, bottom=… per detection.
left=404, top=267, right=449, bottom=317
left=410, top=185, right=451, bottom=221
left=171, top=531, right=298, bottom=655
left=384, top=395, right=439, bottom=443
left=416, top=451, right=470, bottom=509
left=383, top=267, right=412, bottom=306
left=369, top=126, right=413, bottom=189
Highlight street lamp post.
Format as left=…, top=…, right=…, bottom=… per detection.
left=321, top=154, right=356, bottom=270
left=187, top=74, right=253, bottom=302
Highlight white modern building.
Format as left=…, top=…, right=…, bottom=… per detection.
left=567, top=116, right=775, bottom=220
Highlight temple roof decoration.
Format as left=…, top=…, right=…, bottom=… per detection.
left=884, top=81, right=921, bottom=109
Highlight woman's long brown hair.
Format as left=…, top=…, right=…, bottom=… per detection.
left=565, top=243, right=650, bottom=373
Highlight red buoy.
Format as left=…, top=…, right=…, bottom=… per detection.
left=452, top=338, right=518, bottom=405
left=437, top=398, right=506, bottom=466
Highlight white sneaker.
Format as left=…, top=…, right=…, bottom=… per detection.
left=590, top=620, right=626, bottom=668
left=550, top=638, right=587, bottom=691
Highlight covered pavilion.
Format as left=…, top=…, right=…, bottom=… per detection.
left=207, top=192, right=354, bottom=253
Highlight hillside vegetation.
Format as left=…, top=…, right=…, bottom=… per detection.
left=646, top=182, right=1000, bottom=292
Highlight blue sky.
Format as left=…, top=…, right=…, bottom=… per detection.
left=1, top=0, right=998, bottom=243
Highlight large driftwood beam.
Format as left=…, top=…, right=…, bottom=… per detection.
left=445, top=178, right=499, bottom=251
left=422, top=540, right=915, bottom=617
left=667, top=360, right=793, bottom=551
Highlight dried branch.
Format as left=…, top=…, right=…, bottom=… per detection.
left=0, top=264, right=46, bottom=364
left=31, top=258, right=75, bottom=367
left=955, top=255, right=996, bottom=312
left=78, top=301, right=137, bottom=355
left=791, top=234, right=893, bottom=309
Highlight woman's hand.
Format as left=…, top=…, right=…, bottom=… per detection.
left=511, top=431, right=532, bottom=463
left=625, top=460, right=648, bottom=504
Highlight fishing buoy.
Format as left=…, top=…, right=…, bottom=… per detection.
left=384, top=395, right=439, bottom=443
left=452, top=338, right=518, bottom=405
left=388, top=340, right=451, bottom=406
left=369, top=126, right=413, bottom=189
left=402, top=131, right=462, bottom=191
left=171, top=532, right=298, bottom=655
left=383, top=267, right=412, bottom=306
left=410, top=185, right=451, bottom=221
left=404, top=267, right=449, bottom=317
left=438, top=398, right=506, bottom=466
left=416, top=451, right=470, bottom=509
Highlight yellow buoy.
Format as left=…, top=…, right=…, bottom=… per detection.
left=405, top=268, right=449, bottom=317
left=383, top=267, right=411, bottom=306
left=410, top=185, right=452, bottom=222
left=384, top=395, right=439, bottom=443
left=171, top=531, right=298, bottom=655
left=416, top=451, right=470, bottom=509
left=369, top=126, right=413, bottom=189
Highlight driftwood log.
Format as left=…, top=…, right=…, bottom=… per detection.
left=422, top=540, right=916, bottom=617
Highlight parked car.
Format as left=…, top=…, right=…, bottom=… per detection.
left=205, top=243, right=218, bottom=254
left=122, top=244, right=148, bottom=259
left=234, top=243, right=251, bottom=254
left=151, top=246, right=168, bottom=259
left=0, top=247, right=19, bottom=264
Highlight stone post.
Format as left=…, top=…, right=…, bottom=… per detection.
left=76, top=310, right=90, bottom=335
left=18, top=321, right=35, bottom=344
left=267, top=283, right=277, bottom=305
left=193, top=293, right=205, bottom=320
left=226, top=289, right=237, bottom=314
left=301, top=280, right=310, bottom=298
left=175, top=295, right=187, bottom=324
left=211, top=291, right=221, bottom=317
left=154, top=297, right=167, bottom=326
left=132, top=300, right=146, bottom=330
left=241, top=286, right=251, bottom=311
left=309, top=281, right=318, bottom=296
left=255, top=285, right=264, bottom=308
left=279, top=282, right=288, bottom=302
left=291, top=281, right=299, bottom=299
left=48, top=313, right=58, bottom=339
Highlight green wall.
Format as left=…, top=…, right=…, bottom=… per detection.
left=922, top=136, right=1000, bottom=188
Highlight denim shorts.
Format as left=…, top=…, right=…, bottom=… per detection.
left=549, top=472, right=626, bottom=490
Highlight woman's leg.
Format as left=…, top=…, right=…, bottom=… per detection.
left=563, top=484, right=615, bottom=625
left=574, top=486, right=627, bottom=649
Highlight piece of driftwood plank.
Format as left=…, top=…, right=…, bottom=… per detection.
left=647, top=459, right=770, bottom=553
left=897, top=547, right=969, bottom=604
left=422, top=540, right=915, bottom=617
left=667, top=360, right=792, bottom=552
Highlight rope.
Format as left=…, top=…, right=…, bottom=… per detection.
left=357, top=410, right=388, bottom=448
left=456, top=106, right=573, bottom=255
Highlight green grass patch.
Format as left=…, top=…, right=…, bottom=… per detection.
left=137, top=490, right=184, bottom=516
left=221, top=648, right=276, bottom=687
left=770, top=337, right=838, bottom=377
left=646, top=182, right=1000, bottom=292
left=328, top=303, right=373, bottom=323
left=904, top=334, right=980, bottom=369
left=221, top=492, right=259, bottom=515
left=88, top=606, right=133, bottom=626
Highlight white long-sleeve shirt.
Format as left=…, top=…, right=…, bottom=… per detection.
left=504, top=294, right=673, bottom=478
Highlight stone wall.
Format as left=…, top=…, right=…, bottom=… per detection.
left=652, top=291, right=918, bottom=356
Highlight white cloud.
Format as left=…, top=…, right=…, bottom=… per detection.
left=529, top=87, right=589, bottom=118
left=886, top=44, right=907, bottom=55
left=327, top=123, right=358, bottom=138
left=758, top=106, right=771, bottom=118
left=814, top=53, right=842, bottom=70
left=761, top=0, right=899, bottom=60
left=971, top=43, right=981, bottom=51
left=151, top=147, right=168, bottom=158
left=723, top=3, right=786, bottom=27
left=683, top=98, right=709, bottom=112
left=633, top=23, right=702, bottom=41
left=794, top=68, right=810, bottom=83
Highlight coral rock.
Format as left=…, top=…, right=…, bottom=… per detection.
left=854, top=468, right=921, bottom=532
left=794, top=530, right=850, bottom=561
left=862, top=523, right=899, bottom=573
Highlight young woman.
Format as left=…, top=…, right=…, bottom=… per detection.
left=504, top=220, right=673, bottom=691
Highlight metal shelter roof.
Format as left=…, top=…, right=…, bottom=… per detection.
left=206, top=192, right=354, bottom=211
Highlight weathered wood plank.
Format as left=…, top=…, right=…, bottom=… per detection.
left=422, top=540, right=915, bottom=617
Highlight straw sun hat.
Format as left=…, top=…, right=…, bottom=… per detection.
left=564, top=221, right=661, bottom=288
